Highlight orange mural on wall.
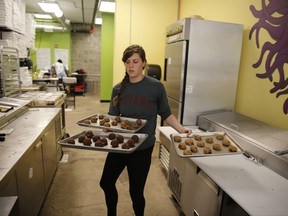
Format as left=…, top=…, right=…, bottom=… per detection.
left=249, top=0, right=288, bottom=114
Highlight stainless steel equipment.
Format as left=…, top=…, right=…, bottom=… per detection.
left=197, top=111, right=288, bottom=179
left=159, top=18, right=244, bottom=172
left=163, top=18, right=243, bottom=126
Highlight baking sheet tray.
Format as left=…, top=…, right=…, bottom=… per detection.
left=77, top=114, right=147, bottom=133
left=59, top=130, right=148, bottom=153
left=171, top=132, right=244, bottom=158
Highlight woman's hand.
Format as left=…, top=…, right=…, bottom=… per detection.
left=182, top=128, right=192, bottom=136
left=165, top=114, right=193, bottom=136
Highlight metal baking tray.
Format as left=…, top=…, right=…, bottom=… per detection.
left=77, top=114, right=147, bottom=133
left=171, top=131, right=244, bottom=158
left=59, top=130, right=148, bottom=153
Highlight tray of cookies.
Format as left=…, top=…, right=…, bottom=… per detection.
left=170, top=131, right=244, bottom=157
left=59, top=130, right=148, bottom=153
left=77, top=114, right=147, bottom=133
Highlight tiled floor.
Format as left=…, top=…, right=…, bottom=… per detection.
left=39, top=92, right=182, bottom=216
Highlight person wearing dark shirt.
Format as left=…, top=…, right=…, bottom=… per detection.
left=100, top=44, right=192, bottom=216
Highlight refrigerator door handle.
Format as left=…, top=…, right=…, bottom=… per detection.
left=164, top=58, right=168, bottom=81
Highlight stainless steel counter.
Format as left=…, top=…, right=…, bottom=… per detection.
left=0, top=108, right=61, bottom=182
left=158, top=126, right=288, bottom=216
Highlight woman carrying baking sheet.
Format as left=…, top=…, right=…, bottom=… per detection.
left=100, top=44, right=192, bottom=216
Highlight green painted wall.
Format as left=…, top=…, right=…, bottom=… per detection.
left=32, top=31, right=71, bottom=73
left=100, top=13, right=114, bottom=101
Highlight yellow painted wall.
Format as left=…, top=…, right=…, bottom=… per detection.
left=113, top=0, right=288, bottom=130
left=113, top=0, right=178, bottom=83
left=179, top=0, right=288, bottom=130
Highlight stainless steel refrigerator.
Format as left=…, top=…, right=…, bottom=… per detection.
left=163, top=18, right=244, bottom=126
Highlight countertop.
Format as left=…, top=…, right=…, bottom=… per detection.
left=0, top=108, right=61, bottom=182
left=158, top=126, right=288, bottom=216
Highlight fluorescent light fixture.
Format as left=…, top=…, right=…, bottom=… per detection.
left=99, top=1, right=115, bottom=13
left=34, top=14, right=52, bottom=19
left=35, top=24, right=65, bottom=30
left=38, top=1, right=61, bottom=13
left=95, top=18, right=102, bottom=25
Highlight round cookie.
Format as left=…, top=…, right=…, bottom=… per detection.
left=194, top=135, right=202, bottom=141
left=67, top=138, right=75, bottom=144
left=183, top=149, right=192, bottom=155
left=92, top=135, right=101, bottom=142
left=190, top=145, right=198, bottom=153
left=85, top=130, right=94, bottom=138
left=100, top=138, right=108, bottom=146
left=216, top=134, right=224, bottom=140
left=205, top=137, right=213, bottom=144
left=121, top=142, right=130, bottom=149
left=116, top=135, right=124, bottom=143
left=104, top=123, right=111, bottom=127
left=95, top=140, right=105, bottom=147
left=212, top=143, right=221, bottom=151
left=131, top=135, right=139, bottom=143
left=90, top=116, right=98, bottom=123
left=83, top=138, right=92, bottom=146
left=136, top=119, right=142, bottom=125
left=203, top=146, right=212, bottom=154
left=174, top=135, right=182, bottom=142
left=84, top=119, right=91, bottom=124
left=78, top=135, right=86, bottom=143
left=229, top=145, right=237, bottom=152
left=196, top=141, right=205, bottom=147
left=108, top=133, right=116, bottom=140
left=185, top=138, right=194, bottom=146
left=132, top=123, right=139, bottom=129
left=178, top=142, right=186, bottom=150
left=114, top=116, right=121, bottom=123
left=222, top=139, right=231, bottom=147
left=127, top=139, right=135, bottom=147
left=111, top=120, right=118, bottom=126
left=110, top=139, right=119, bottom=148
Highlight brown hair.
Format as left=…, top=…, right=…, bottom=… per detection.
left=112, top=45, right=147, bottom=106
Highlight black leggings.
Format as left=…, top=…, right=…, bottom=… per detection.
left=100, top=145, right=154, bottom=216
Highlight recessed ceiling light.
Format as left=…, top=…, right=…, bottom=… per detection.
left=34, top=14, right=52, bottom=19
left=99, top=1, right=115, bottom=13
left=38, top=2, right=61, bottom=13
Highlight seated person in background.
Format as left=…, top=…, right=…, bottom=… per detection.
left=53, top=59, right=69, bottom=78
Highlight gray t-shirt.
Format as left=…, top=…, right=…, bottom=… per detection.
left=109, top=75, right=171, bottom=150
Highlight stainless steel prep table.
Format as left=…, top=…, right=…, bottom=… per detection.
left=0, top=108, right=61, bottom=183
left=15, top=91, right=66, bottom=138
left=158, top=126, right=288, bottom=216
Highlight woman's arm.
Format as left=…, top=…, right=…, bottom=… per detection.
left=164, top=114, right=192, bottom=135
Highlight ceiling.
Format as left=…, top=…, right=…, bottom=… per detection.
left=24, top=0, right=114, bottom=32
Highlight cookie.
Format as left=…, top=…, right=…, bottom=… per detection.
left=178, top=142, right=186, bottom=150
left=205, top=137, right=213, bottom=143
left=185, top=138, right=194, bottom=146
left=203, top=146, right=212, bottom=154
left=196, top=141, right=205, bottom=147
left=174, top=135, right=182, bottom=142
